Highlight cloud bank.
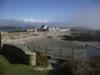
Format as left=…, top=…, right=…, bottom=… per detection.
left=23, top=18, right=48, bottom=23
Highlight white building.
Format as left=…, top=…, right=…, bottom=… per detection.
left=26, top=29, right=34, bottom=32
left=48, top=27, right=56, bottom=32
left=59, top=28, right=71, bottom=32
left=40, top=25, right=49, bottom=31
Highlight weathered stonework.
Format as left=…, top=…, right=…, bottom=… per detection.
left=29, top=52, right=36, bottom=66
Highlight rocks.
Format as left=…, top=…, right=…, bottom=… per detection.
left=34, top=64, right=53, bottom=71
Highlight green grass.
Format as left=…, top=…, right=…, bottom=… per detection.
left=0, top=55, right=48, bottom=75
left=3, top=65, right=48, bottom=75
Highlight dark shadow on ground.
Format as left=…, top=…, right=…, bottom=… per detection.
left=48, top=60, right=73, bottom=75
left=0, top=44, right=29, bottom=64
left=48, top=65, right=73, bottom=75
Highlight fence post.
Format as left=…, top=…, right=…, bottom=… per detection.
left=34, top=45, right=36, bottom=51
left=59, top=48, right=62, bottom=58
left=38, top=45, right=41, bottom=52
left=0, top=32, right=2, bottom=49
left=72, top=49, right=74, bottom=61
left=0, top=32, right=1, bottom=49
left=45, top=46, right=47, bottom=55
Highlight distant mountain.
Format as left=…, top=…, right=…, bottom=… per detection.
left=0, top=19, right=93, bottom=30
left=0, top=19, right=65, bottom=28
left=0, top=19, right=47, bottom=28
left=0, top=19, right=27, bottom=27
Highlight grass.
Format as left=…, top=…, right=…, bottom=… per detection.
left=2, top=65, right=48, bottom=75
left=0, top=55, right=48, bottom=75
left=1, top=50, right=100, bottom=75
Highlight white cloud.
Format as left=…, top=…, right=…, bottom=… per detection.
left=23, top=18, right=48, bottom=23
left=23, top=18, right=35, bottom=22
left=44, top=19, right=48, bottom=23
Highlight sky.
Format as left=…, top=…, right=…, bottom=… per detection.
left=0, top=0, right=100, bottom=28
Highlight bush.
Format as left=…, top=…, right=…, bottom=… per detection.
left=89, top=56, right=100, bottom=75
left=36, top=52, right=49, bottom=67
left=72, top=60, right=94, bottom=75
left=50, top=60, right=95, bottom=75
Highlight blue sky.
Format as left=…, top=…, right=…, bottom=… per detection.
left=0, top=0, right=100, bottom=28
left=0, top=0, right=97, bottom=21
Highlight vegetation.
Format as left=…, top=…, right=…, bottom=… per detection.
left=1, top=53, right=100, bottom=75
left=0, top=55, right=48, bottom=75
left=36, top=51, right=49, bottom=67
left=49, top=59, right=100, bottom=75
left=0, top=55, right=9, bottom=75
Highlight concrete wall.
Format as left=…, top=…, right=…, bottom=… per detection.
left=1, top=44, right=36, bottom=66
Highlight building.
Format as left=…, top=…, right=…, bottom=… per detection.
left=40, top=25, right=49, bottom=31
left=48, top=27, right=56, bottom=32
left=26, top=29, right=34, bottom=32
left=59, top=28, right=71, bottom=32
left=26, top=28, right=37, bottom=33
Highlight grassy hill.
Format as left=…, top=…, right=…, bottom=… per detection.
left=0, top=55, right=48, bottom=75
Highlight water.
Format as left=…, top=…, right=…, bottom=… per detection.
left=86, top=46, right=100, bottom=59
left=0, top=27, right=27, bottom=32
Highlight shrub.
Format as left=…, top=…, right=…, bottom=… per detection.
left=51, top=60, right=95, bottom=75
left=89, top=56, right=100, bottom=75
left=72, top=60, right=94, bottom=75
left=36, top=52, right=49, bottom=67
